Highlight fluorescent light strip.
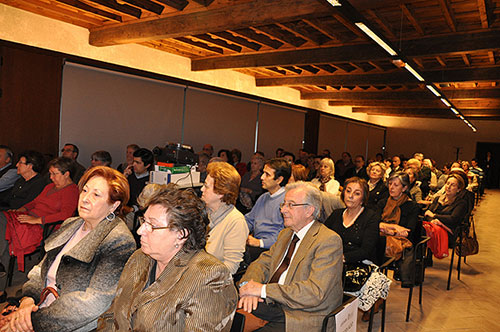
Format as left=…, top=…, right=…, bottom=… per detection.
left=440, top=98, right=451, bottom=107
left=426, top=85, right=441, bottom=97
left=404, top=64, right=425, bottom=82
left=355, top=23, right=397, bottom=56
left=326, top=0, right=342, bottom=6
left=450, top=108, right=459, bottom=115
left=459, top=115, right=464, bottom=120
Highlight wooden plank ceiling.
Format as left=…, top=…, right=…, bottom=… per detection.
left=3, top=0, right=500, bottom=120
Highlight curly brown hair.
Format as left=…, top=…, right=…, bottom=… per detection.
left=146, top=184, right=208, bottom=251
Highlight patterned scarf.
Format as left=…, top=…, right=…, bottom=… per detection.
left=381, top=194, right=409, bottom=225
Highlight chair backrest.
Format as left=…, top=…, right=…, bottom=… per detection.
left=321, top=294, right=358, bottom=332
left=230, top=312, right=245, bottom=332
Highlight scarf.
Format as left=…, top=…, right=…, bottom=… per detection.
left=381, top=194, right=409, bottom=225
left=319, top=176, right=332, bottom=192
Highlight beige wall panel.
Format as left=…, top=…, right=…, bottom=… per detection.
left=257, top=104, right=305, bottom=159
left=318, top=115, right=348, bottom=160
left=345, top=123, right=370, bottom=160
left=183, top=88, right=258, bottom=163
left=60, top=63, right=184, bottom=168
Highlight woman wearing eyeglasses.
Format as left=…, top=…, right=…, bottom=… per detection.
left=98, top=184, right=238, bottom=332
left=5, top=166, right=135, bottom=332
left=201, top=162, right=248, bottom=274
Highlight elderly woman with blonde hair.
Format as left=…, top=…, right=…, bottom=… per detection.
left=202, top=162, right=249, bottom=274
left=311, top=158, right=340, bottom=195
left=366, top=161, right=389, bottom=210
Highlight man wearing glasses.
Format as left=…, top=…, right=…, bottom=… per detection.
left=238, top=181, right=343, bottom=331
left=61, top=143, right=86, bottom=183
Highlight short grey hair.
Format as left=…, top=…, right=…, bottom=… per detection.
left=285, top=181, right=322, bottom=219
left=387, top=171, right=411, bottom=194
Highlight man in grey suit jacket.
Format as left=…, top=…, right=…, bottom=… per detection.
left=238, top=181, right=343, bottom=331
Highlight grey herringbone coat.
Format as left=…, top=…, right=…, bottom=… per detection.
left=22, top=216, right=136, bottom=332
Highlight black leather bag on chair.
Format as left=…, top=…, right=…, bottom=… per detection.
left=343, top=263, right=373, bottom=292
left=455, top=218, right=479, bottom=256
left=400, top=246, right=416, bottom=288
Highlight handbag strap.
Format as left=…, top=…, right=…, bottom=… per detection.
left=469, top=216, right=476, bottom=237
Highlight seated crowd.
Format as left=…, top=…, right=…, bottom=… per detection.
left=0, top=143, right=482, bottom=331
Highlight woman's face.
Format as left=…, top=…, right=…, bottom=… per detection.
left=250, top=157, right=262, bottom=172
left=78, top=176, right=119, bottom=225
left=91, top=157, right=105, bottom=168
left=138, top=204, right=186, bottom=262
left=389, top=178, right=407, bottom=199
left=201, top=175, right=223, bottom=209
left=319, top=162, right=332, bottom=178
left=405, top=169, right=415, bottom=183
left=49, top=166, right=71, bottom=188
left=232, top=153, right=239, bottom=164
left=126, top=147, right=135, bottom=164
left=219, top=151, right=228, bottom=163
left=445, top=177, right=460, bottom=198
left=369, top=165, right=383, bottom=181
left=344, top=182, right=364, bottom=210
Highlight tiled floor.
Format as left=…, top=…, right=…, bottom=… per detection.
left=363, top=189, right=500, bottom=332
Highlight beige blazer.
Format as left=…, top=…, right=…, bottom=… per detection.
left=98, top=249, right=238, bottom=332
left=240, top=220, right=343, bottom=331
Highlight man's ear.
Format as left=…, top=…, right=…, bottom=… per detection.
left=275, top=176, right=284, bottom=186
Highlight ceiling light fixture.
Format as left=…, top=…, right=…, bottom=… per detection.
left=440, top=98, right=451, bottom=107
left=326, top=0, right=342, bottom=6
left=450, top=107, right=459, bottom=115
left=404, top=64, right=425, bottom=82
left=355, top=23, right=397, bottom=56
left=426, top=85, right=441, bottom=97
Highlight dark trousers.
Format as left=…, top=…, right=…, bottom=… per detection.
left=244, top=245, right=268, bottom=264
left=253, top=302, right=285, bottom=332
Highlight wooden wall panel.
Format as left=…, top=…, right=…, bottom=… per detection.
left=367, top=127, right=385, bottom=160
left=345, top=122, right=370, bottom=160
left=0, top=45, right=62, bottom=160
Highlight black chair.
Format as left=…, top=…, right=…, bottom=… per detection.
left=5, top=220, right=64, bottom=288
left=446, top=215, right=471, bottom=290
left=230, top=312, right=245, bottom=332
left=405, top=236, right=430, bottom=321
left=321, top=293, right=357, bottom=332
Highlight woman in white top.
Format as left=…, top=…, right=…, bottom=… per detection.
left=8, top=166, right=135, bottom=332
left=311, top=158, right=340, bottom=195
left=202, top=162, right=249, bottom=274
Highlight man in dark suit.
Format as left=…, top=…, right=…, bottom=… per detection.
left=347, top=154, right=368, bottom=180
left=238, top=181, right=343, bottom=331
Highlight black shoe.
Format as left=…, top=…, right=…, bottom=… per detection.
left=425, top=252, right=433, bottom=267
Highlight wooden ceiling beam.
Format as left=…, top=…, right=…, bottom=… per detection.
left=89, top=0, right=324, bottom=46
left=477, top=0, right=489, bottom=28
left=366, top=9, right=396, bottom=40
left=190, top=0, right=214, bottom=6
left=192, top=29, right=500, bottom=71
left=301, top=89, right=500, bottom=100
left=401, top=4, right=424, bottom=36
left=353, top=107, right=500, bottom=117
left=302, top=18, right=343, bottom=43
left=231, top=28, right=283, bottom=49
left=256, top=67, right=500, bottom=86
left=462, top=54, right=471, bottom=66
left=192, top=34, right=242, bottom=52
left=254, top=25, right=307, bottom=47
left=209, top=32, right=261, bottom=51
left=328, top=99, right=500, bottom=109
left=154, top=0, right=187, bottom=11
left=86, top=0, right=141, bottom=18
left=55, top=0, right=122, bottom=22
left=121, top=0, right=163, bottom=15
left=437, top=0, right=457, bottom=32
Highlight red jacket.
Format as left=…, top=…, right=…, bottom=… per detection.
left=4, top=183, right=78, bottom=271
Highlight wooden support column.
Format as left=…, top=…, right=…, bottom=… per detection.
left=304, top=109, right=320, bottom=154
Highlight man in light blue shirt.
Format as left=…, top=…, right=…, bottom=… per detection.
left=0, top=145, right=20, bottom=193
left=245, top=158, right=290, bottom=262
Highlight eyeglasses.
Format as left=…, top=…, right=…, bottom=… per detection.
left=138, top=216, right=170, bottom=232
left=280, top=202, right=310, bottom=209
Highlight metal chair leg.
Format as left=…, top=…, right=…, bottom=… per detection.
left=406, top=286, right=413, bottom=322
left=7, top=255, right=16, bottom=287
left=447, top=245, right=455, bottom=290
left=381, top=298, right=386, bottom=332
left=367, top=306, right=375, bottom=332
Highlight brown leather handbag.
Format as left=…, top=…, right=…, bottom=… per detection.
left=0, top=287, right=59, bottom=328
left=456, top=218, right=479, bottom=256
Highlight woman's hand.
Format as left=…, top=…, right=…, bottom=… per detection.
left=430, top=219, right=453, bottom=233
left=380, top=222, right=410, bottom=237
left=17, top=215, right=42, bottom=224
left=424, top=210, right=435, bottom=219
left=9, top=297, right=38, bottom=332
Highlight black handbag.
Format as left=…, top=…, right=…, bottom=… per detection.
left=456, top=217, right=479, bottom=256
left=343, top=263, right=373, bottom=292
